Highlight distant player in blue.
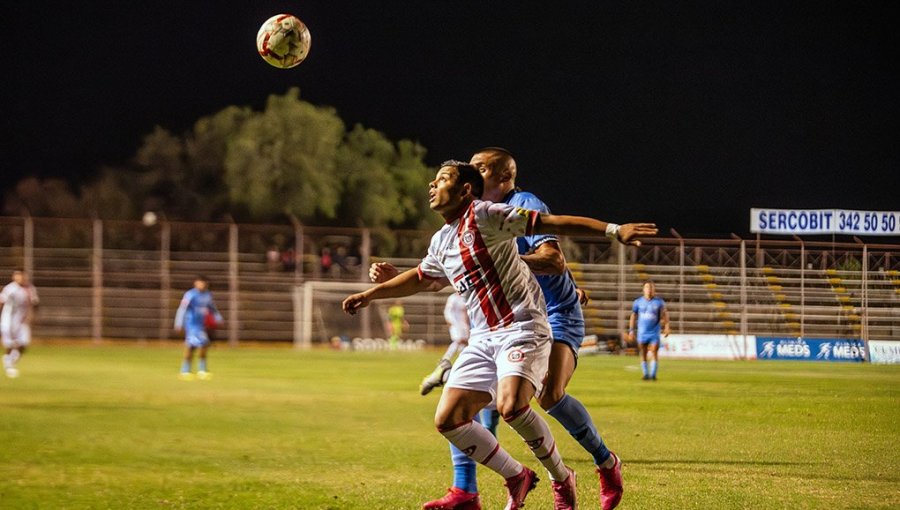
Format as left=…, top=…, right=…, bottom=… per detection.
left=174, top=275, right=223, bottom=381
left=628, top=281, right=670, bottom=381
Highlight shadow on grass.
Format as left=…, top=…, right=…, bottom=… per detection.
left=625, top=459, right=816, bottom=467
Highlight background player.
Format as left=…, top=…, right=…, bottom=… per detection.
left=627, top=281, right=670, bottom=381
left=419, top=292, right=470, bottom=395
left=1, top=271, right=39, bottom=378
left=345, top=161, right=656, bottom=509
left=174, top=275, right=223, bottom=380
left=387, top=300, right=409, bottom=350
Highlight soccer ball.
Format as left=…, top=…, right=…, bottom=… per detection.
left=142, top=211, right=158, bottom=227
left=256, top=14, right=311, bottom=69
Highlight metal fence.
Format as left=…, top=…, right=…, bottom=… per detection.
left=0, top=216, right=897, bottom=344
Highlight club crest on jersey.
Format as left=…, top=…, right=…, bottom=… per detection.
left=461, top=229, right=475, bottom=246
left=507, top=349, right=525, bottom=362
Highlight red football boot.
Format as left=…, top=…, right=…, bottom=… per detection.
left=422, top=487, right=481, bottom=510
left=551, top=466, right=577, bottom=510
left=503, top=466, right=539, bottom=510
left=596, top=452, right=624, bottom=510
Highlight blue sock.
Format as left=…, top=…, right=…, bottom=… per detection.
left=450, top=442, right=478, bottom=493
left=650, top=360, right=657, bottom=378
left=181, top=360, right=191, bottom=373
left=547, top=394, right=611, bottom=466
left=478, top=408, right=500, bottom=436
left=641, top=361, right=648, bottom=377
left=199, top=359, right=208, bottom=372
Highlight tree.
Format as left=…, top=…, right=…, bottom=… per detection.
left=224, top=88, right=345, bottom=220
left=4, top=87, right=438, bottom=247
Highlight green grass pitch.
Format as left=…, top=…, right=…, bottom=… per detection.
left=1, top=343, right=898, bottom=509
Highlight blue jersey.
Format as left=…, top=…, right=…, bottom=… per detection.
left=632, top=296, right=666, bottom=342
left=174, top=288, right=222, bottom=333
left=504, top=190, right=580, bottom=317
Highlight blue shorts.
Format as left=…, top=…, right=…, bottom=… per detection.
left=185, top=329, right=210, bottom=348
left=638, top=335, right=660, bottom=346
left=548, top=304, right=585, bottom=354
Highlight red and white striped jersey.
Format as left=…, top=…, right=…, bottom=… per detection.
left=418, top=200, right=550, bottom=339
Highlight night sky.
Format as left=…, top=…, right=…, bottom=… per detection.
left=3, top=2, right=898, bottom=237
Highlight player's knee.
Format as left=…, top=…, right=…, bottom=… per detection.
left=538, top=385, right=565, bottom=410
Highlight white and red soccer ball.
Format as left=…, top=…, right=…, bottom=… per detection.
left=256, top=14, right=311, bottom=69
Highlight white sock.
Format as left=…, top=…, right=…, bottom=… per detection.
left=506, top=407, right=569, bottom=481
left=441, top=421, right=523, bottom=479
left=8, top=349, right=20, bottom=366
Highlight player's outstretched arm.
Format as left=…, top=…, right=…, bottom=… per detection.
left=369, top=262, right=449, bottom=290
left=520, top=241, right=567, bottom=275
left=536, top=214, right=657, bottom=246
left=342, top=268, right=446, bottom=315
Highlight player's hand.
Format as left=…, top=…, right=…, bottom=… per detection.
left=575, top=288, right=590, bottom=306
left=626, top=332, right=635, bottom=343
left=663, top=325, right=671, bottom=337
left=617, top=223, right=658, bottom=246
left=369, top=262, right=400, bottom=283
left=342, top=292, right=371, bottom=315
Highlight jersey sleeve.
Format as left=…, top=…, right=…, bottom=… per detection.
left=632, top=298, right=640, bottom=313
left=476, top=201, right=540, bottom=242
left=509, top=192, right=558, bottom=252
left=174, top=291, right=192, bottom=328
left=417, top=233, right=446, bottom=281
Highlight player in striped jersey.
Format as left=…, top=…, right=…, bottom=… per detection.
left=344, top=161, right=656, bottom=510
left=371, top=148, right=638, bottom=510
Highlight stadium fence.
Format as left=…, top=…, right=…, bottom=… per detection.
left=0, top=216, right=897, bottom=346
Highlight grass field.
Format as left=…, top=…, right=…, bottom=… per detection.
left=1, top=343, right=898, bottom=510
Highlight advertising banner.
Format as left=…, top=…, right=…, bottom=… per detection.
left=868, top=341, right=900, bottom=364
left=659, top=334, right=757, bottom=360
left=756, top=337, right=866, bottom=362
left=750, top=208, right=900, bottom=236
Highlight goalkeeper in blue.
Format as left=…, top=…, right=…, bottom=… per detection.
left=174, top=275, right=223, bottom=381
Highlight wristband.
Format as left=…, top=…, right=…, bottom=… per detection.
left=605, top=223, right=620, bottom=239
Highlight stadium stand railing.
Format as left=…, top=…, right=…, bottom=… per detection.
left=0, top=216, right=897, bottom=346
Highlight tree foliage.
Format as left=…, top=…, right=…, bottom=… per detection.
left=4, top=88, right=439, bottom=233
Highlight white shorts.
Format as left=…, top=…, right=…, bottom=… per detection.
left=2, top=324, right=31, bottom=349
left=445, top=326, right=551, bottom=401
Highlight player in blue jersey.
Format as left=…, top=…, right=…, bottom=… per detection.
left=628, top=281, right=670, bottom=381
left=174, top=275, right=223, bottom=381
left=370, top=148, right=635, bottom=510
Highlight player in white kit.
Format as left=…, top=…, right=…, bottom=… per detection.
left=343, top=161, right=656, bottom=510
left=419, top=292, right=471, bottom=395
left=1, top=271, right=40, bottom=378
